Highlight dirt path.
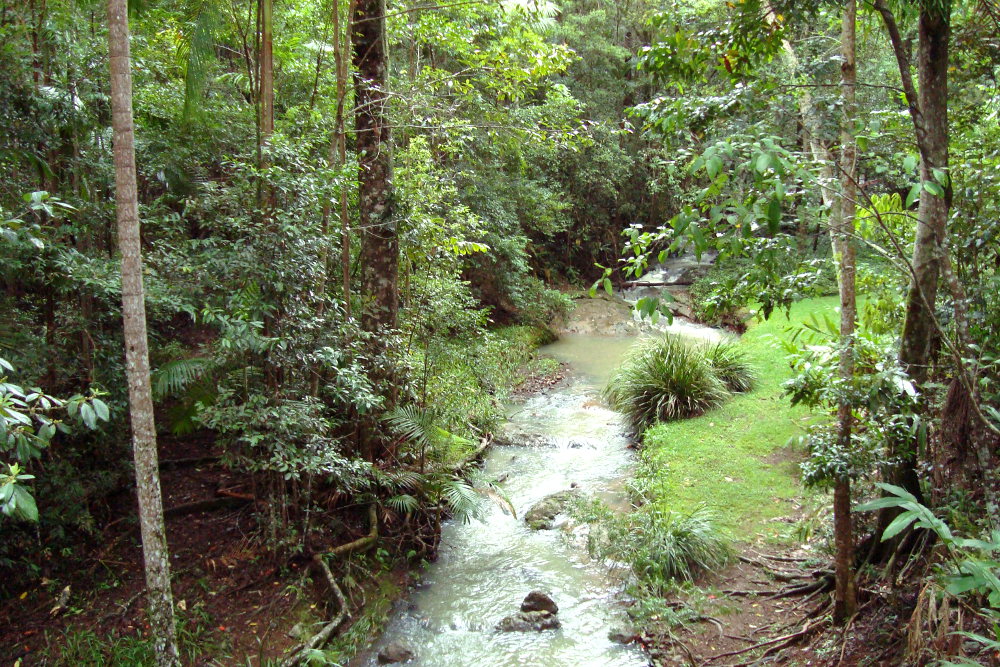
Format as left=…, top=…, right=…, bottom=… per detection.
left=641, top=545, right=836, bottom=666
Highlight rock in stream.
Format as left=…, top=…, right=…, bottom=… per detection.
left=524, top=489, right=579, bottom=530
left=497, top=591, right=561, bottom=632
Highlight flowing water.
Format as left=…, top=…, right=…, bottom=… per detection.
left=363, top=323, right=724, bottom=667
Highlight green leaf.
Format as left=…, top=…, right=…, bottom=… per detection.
left=766, top=197, right=781, bottom=234
left=905, top=183, right=921, bottom=208
left=922, top=181, right=945, bottom=197
left=881, top=510, right=918, bottom=541
left=706, top=155, right=723, bottom=179
left=755, top=153, right=771, bottom=174
left=903, top=155, right=917, bottom=172
left=92, top=399, right=110, bottom=423
left=80, top=403, right=96, bottom=430
left=603, top=278, right=613, bottom=296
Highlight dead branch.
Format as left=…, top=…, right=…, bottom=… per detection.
left=164, top=496, right=249, bottom=518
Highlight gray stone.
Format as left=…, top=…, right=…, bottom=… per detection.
left=496, top=609, right=561, bottom=632
left=525, top=489, right=579, bottom=530
left=520, top=590, right=558, bottom=615
left=377, top=641, right=414, bottom=664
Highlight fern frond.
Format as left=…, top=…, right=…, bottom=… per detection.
left=151, top=357, right=213, bottom=400
left=384, top=405, right=436, bottom=448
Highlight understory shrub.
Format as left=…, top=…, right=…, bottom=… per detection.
left=605, top=333, right=753, bottom=432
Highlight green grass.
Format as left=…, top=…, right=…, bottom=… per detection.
left=637, top=297, right=838, bottom=541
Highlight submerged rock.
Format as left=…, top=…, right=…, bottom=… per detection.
left=377, top=641, right=414, bottom=664
left=608, top=627, right=639, bottom=644
left=525, top=489, right=579, bottom=530
left=497, top=609, right=561, bottom=632
left=520, top=590, right=559, bottom=615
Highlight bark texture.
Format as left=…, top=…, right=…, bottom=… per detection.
left=353, top=0, right=397, bottom=334
left=107, top=0, right=180, bottom=662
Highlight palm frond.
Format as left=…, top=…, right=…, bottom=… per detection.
left=385, top=493, right=420, bottom=514
left=384, top=405, right=436, bottom=448
left=441, top=479, right=484, bottom=524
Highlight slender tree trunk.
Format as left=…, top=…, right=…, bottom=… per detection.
left=259, top=0, right=274, bottom=138
left=317, top=0, right=355, bottom=323
left=832, top=0, right=858, bottom=624
left=338, top=0, right=356, bottom=320
left=107, top=0, right=180, bottom=663
left=898, top=9, right=950, bottom=388
left=352, top=0, right=397, bottom=461
left=874, top=0, right=951, bottom=503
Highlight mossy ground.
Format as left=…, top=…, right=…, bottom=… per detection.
left=638, top=297, right=838, bottom=541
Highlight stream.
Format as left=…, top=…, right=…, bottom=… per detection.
left=362, top=322, right=723, bottom=666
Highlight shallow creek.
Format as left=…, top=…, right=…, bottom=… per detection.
left=362, top=324, right=723, bottom=666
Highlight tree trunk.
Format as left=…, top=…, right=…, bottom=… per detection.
left=106, top=0, right=180, bottom=663
left=832, top=0, right=858, bottom=625
left=352, top=0, right=397, bottom=460
left=875, top=0, right=951, bottom=502
left=338, top=0, right=356, bottom=321
left=259, top=0, right=274, bottom=138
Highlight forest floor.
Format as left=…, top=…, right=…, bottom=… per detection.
left=1, top=429, right=360, bottom=665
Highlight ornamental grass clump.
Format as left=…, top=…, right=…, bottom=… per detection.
left=702, top=340, right=757, bottom=393
left=631, top=505, right=733, bottom=586
left=605, top=333, right=729, bottom=432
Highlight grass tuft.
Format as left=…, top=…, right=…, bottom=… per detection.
left=702, top=340, right=756, bottom=393
left=605, top=333, right=730, bottom=432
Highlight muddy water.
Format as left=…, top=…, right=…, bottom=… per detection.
left=363, top=324, right=723, bottom=666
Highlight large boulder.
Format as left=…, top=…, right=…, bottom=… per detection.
left=497, top=591, right=561, bottom=632
left=551, top=295, right=639, bottom=336
left=525, top=489, right=579, bottom=530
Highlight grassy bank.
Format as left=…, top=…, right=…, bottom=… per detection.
left=635, top=296, right=838, bottom=541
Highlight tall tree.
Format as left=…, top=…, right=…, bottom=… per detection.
left=107, top=0, right=181, bottom=662
left=832, top=0, right=858, bottom=624
left=874, top=0, right=951, bottom=500
left=352, top=0, right=397, bottom=460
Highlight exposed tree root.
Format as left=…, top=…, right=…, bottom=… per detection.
left=704, top=617, right=829, bottom=664
left=280, top=505, right=379, bottom=666
left=280, top=556, right=349, bottom=667
left=328, top=504, right=379, bottom=557
left=163, top=496, right=249, bottom=517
